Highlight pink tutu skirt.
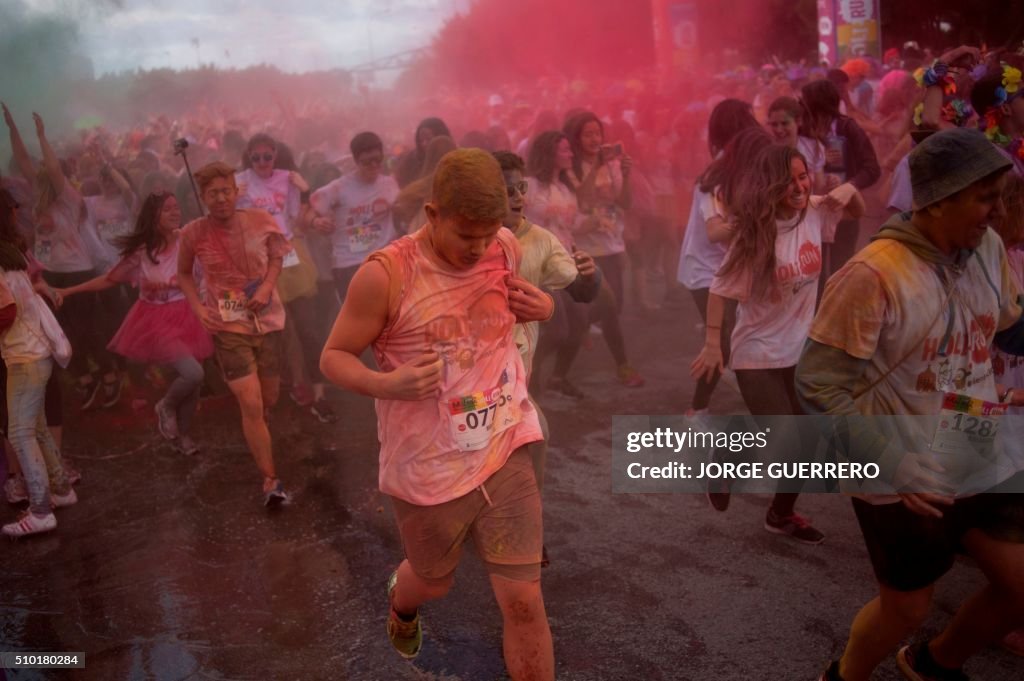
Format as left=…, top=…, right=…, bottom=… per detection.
left=108, top=298, right=214, bottom=364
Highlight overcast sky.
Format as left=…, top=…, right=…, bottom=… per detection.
left=23, top=0, right=465, bottom=77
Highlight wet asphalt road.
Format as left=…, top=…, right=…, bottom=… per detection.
left=1, top=285, right=1022, bottom=681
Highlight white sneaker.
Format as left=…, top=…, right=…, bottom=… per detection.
left=3, top=511, right=57, bottom=537
left=155, top=399, right=179, bottom=440
left=4, top=475, right=28, bottom=504
left=51, top=488, right=78, bottom=508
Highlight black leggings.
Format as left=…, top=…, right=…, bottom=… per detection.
left=735, top=366, right=804, bottom=517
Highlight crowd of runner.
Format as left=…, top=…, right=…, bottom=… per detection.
left=1, top=39, right=1023, bottom=681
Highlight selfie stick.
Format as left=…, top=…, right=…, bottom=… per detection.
left=174, top=138, right=205, bottom=216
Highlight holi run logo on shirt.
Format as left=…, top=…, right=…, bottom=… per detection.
left=424, top=291, right=511, bottom=372
left=345, top=198, right=392, bottom=252
left=914, top=313, right=997, bottom=393
left=248, top=192, right=287, bottom=216
left=775, top=240, right=822, bottom=293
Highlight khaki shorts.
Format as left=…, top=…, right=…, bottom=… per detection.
left=213, top=331, right=283, bottom=382
left=391, top=447, right=543, bottom=583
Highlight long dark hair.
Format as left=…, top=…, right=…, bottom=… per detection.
left=527, top=130, right=572, bottom=187
left=240, top=133, right=278, bottom=170
left=800, top=80, right=843, bottom=141
left=697, top=127, right=773, bottom=213
left=0, top=188, right=27, bottom=254
left=563, top=111, right=603, bottom=182
left=115, top=192, right=174, bottom=264
left=717, top=144, right=808, bottom=299
left=706, top=99, right=760, bottom=156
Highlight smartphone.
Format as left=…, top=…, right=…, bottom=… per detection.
left=600, top=143, right=623, bottom=160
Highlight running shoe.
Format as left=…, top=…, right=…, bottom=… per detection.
left=155, top=399, right=179, bottom=440
left=548, top=377, right=584, bottom=399
left=2, top=511, right=57, bottom=538
left=79, top=378, right=102, bottom=411
left=101, top=375, right=123, bottom=409
left=4, top=475, right=28, bottom=504
left=819, top=660, right=844, bottom=681
left=896, top=643, right=970, bottom=681
left=263, top=480, right=290, bottom=508
left=764, top=509, right=825, bottom=545
left=51, top=488, right=78, bottom=509
left=386, top=570, right=422, bottom=659
left=173, top=436, right=200, bottom=457
left=310, top=399, right=338, bottom=424
left=706, top=482, right=731, bottom=512
left=617, top=364, right=646, bottom=388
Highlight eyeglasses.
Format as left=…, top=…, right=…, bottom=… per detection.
left=250, top=153, right=274, bottom=163
left=506, top=181, right=528, bottom=197
left=357, top=155, right=384, bottom=168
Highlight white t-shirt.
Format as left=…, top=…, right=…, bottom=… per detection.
left=310, top=173, right=399, bottom=270
left=796, top=136, right=826, bottom=177
left=678, top=187, right=728, bottom=290
left=0, top=269, right=51, bottom=365
left=574, top=159, right=625, bottom=257
left=887, top=154, right=913, bottom=213
left=83, top=194, right=135, bottom=271
left=106, top=239, right=190, bottom=304
left=524, top=177, right=577, bottom=250
left=712, top=201, right=841, bottom=369
left=234, top=169, right=300, bottom=239
left=34, top=183, right=92, bottom=273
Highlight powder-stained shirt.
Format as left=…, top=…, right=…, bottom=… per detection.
left=234, top=169, right=300, bottom=239
left=107, top=239, right=191, bottom=304
left=368, top=227, right=543, bottom=506
left=513, top=219, right=578, bottom=373
left=524, top=178, right=577, bottom=250
left=712, top=201, right=841, bottom=369
left=34, top=183, right=92, bottom=273
left=809, top=227, right=1024, bottom=502
left=310, top=173, right=398, bottom=270
left=179, top=210, right=290, bottom=335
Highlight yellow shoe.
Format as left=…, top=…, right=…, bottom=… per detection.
left=386, top=570, right=422, bottom=659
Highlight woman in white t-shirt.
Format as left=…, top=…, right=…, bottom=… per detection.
left=0, top=240, right=76, bottom=537
left=563, top=113, right=644, bottom=387
left=526, top=130, right=643, bottom=393
left=691, top=143, right=864, bottom=544
left=679, top=120, right=772, bottom=416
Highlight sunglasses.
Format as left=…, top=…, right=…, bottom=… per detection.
left=357, top=155, right=384, bottom=168
left=250, top=153, right=274, bottom=163
left=506, top=181, right=528, bottom=197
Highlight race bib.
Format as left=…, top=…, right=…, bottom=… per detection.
left=447, top=365, right=521, bottom=452
left=347, top=224, right=381, bottom=253
left=931, top=392, right=1005, bottom=458
left=35, top=239, right=52, bottom=264
left=217, top=290, right=249, bottom=323
left=282, top=249, right=300, bottom=268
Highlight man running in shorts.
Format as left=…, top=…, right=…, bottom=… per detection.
left=178, top=161, right=292, bottom=507
left=320, top=148, right=556, bottom=680
left=798, top=128, right=1024, bottom=681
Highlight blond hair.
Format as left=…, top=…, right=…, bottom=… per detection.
left=193, top=161, right=237, bottom=195
left=432, top=148, right=507, bottom=223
